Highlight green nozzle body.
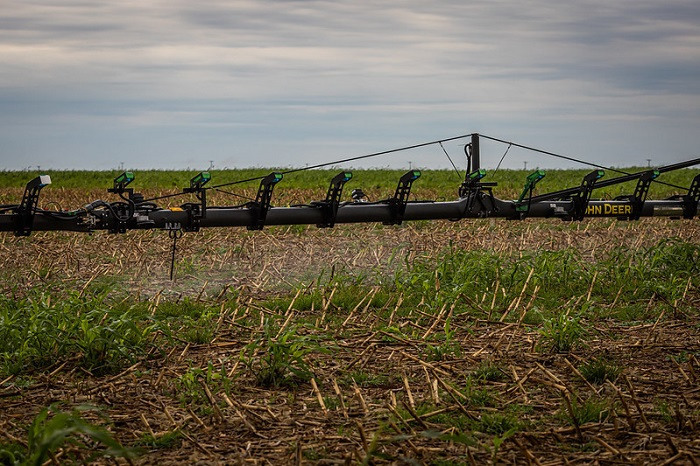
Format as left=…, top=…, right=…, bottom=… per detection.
left=115, top=171, right=134, bottom=185
left=190, top=171, right=211, bottom=188
left=516, top=170, right=546, bottom=208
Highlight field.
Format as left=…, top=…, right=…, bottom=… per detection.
left=1, top=168, right=699, bottom=465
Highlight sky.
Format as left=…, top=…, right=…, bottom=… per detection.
left=1, top=0, right=700, bottom=172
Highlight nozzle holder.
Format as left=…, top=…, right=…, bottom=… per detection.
left=14, top=175, right=51, bottom=236
left=384, top=170, right=421, bottom=225
left=248, top=172, right=283, bottom=230
left=316, top=171, right=353, bottom=228
left=181, top=171, right=212, bottom=231
left=109, top=171, right=135, bottom=195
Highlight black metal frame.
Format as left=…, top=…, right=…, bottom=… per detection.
left=14, top=175, right=51, bottom=236
left=570, top=170, right=605, bottom=221
left=1, top=136, right=698, bottom=236
left=384, top=170, right=421, bottom=225
left=181, top=171, right=211, bottom=231
left=247, top=172, right=283, bottom=231
left=314, top=171, right=352, bottom=228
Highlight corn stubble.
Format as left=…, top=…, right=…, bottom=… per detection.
left=0, top=185, right=699, bottom=464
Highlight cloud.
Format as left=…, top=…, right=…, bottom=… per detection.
left=0, top=0, right=699, bottom=170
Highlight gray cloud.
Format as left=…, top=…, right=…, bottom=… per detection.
left=1, top=0, right=699, bottom=171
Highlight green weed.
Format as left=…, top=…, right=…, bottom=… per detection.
left=558, top=396, right=610, bottom=426
left=423, top=320, right=462, bottom=362
left=177, top=362, right=233, bottom=412
left=475, top=412, right=521, bottom=435
left=486, top=427, right=518, bottom=463
left=134, top=430, right=182, bottom=450
left=395, top=240, right=698, bottom=328
left=241, top=321, right=328, bottom=388
left=454, top=377, right=496, bottom=407
left=538, top=313, right=585, bottom=353
left=654, top=399, right=675, bottom=424
left=0, top=291, right=157, bottom=376
left=473, top=360, right=506, bottom=382
left=261, top=282, right=391, bottom=314
left=341, top=370, right=394, bottom=388
left=579, top=357, right=621, bottom=384
left=302, top=447, right=327, bottom=461
left=0, top=405, right=133, bottom=465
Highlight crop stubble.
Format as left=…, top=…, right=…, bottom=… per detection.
left=0, top=185, right=699, bottom=465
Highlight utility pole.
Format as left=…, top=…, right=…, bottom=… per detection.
left=119, top=161, right=124, bottom=171
left=208, top=160, right=214, bottom=170
left=523, top=161, right=528, bottom=171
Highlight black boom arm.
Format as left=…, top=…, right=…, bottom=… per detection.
left=1, top=137, right=698, bottom=235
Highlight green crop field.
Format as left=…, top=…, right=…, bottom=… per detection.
left=0, top=169, right=699, bottom=464
left=1, top=166, right=698, bottom=200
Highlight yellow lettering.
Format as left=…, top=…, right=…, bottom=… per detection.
left=588, top=204, right=631, bottom=216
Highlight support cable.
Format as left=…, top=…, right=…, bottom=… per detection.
left=492, top=143, right=512, bottom=176
left=480, top=134, right=688, bottom=191
left=139, top=133, right=473, bottom=204
left=439, top=142, right=462, bottom=180
left=210, top=133, right=473, bottom=190
left=213, top=188, right=256, bottom=202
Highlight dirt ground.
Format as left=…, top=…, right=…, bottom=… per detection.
left=1, top=217, right=699, bottom=465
